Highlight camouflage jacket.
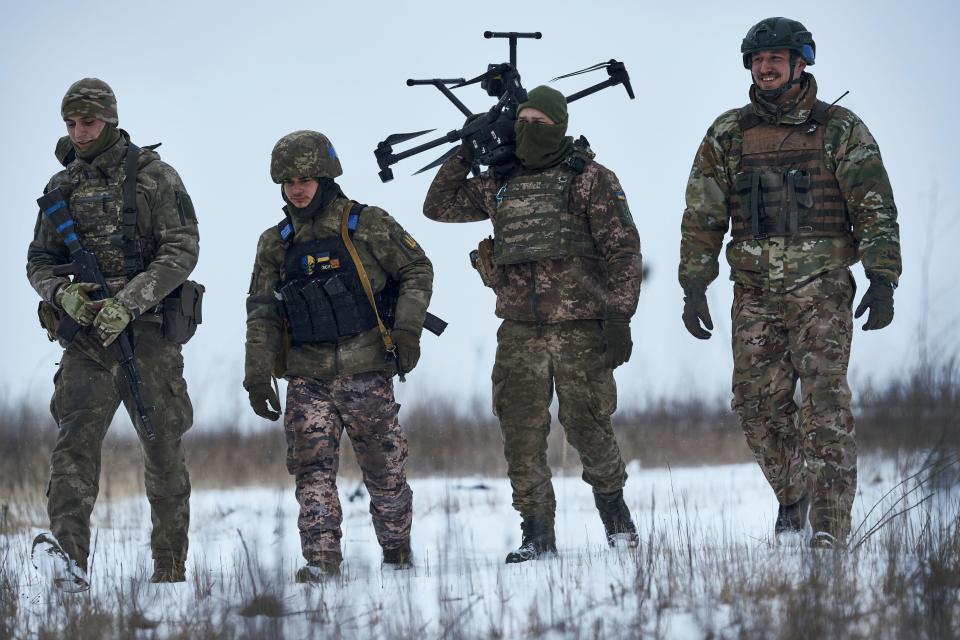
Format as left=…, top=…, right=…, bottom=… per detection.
left=423, top=147, right=641, bottom=323
left=27, top=134, right=200, bottom=317
left=679, top=74, right=902, bottom=292
left=244, top=195, right=433, bottom=387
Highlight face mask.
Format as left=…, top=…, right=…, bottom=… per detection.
left=75, top=123, right=121, bottom=161
left=514, top=120, right=572, bottom=170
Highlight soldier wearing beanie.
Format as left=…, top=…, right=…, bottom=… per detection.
left=28, top=78, right=201, bottom=589
left=423, top=85, right=643, bottom=562
left=244, top=130, right=434, bottom=580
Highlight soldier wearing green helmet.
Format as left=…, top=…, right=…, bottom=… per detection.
left=244, top=130, right=434, bottom=580
left=679, top=19, right=902, bottom=549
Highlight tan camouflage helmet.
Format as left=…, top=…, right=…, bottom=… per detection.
left=270, top=130, right=343, bottom=183
left=61, top=78, right=118, bottom=125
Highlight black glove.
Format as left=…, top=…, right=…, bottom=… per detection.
left=603, top=319, right=633, bottom=369
left=392, top=329, right=421, bottom=375
left=682, top=285, right=713, bottom=340
left=459, top=113, right=487, bottom=163
left=854, top=275, right=895, bottom=331
left=247, top=382, right=281, bottom=421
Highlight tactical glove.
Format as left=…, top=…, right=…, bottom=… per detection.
left=854, top=275, right=895, bottom=331
left=392, top=329, right=421, bottom=375
left=56, top=282, right=101, bottom=326
left=92, top=298, right=132, bottom=347
left=602, top=319, right=633, bottom=369
left=459, top=113, right=486, bottom=163
left=247, top=382, right=281, bottom=421
left=682, top=285, right=713, bottom=340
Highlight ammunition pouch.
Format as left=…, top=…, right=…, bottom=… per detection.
left=161, top=280, right=205, bottom=345
left=278, top=274, right=379, bottom=345
left=469, top=236, right=498, bottom=288
left=734, top=169, right=813, bottom=239
left=37, top=301, right=63, bottom=342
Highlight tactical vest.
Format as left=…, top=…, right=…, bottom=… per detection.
left=730, top=100, right=851, bottom=241
left=275, top=205, right=379, bottom=345
left=492, top=155, right=600, bottom=266
left=68, top=144, right=145, bottom=281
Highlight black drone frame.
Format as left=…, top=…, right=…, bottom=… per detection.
left=375, top=31, right=635, bottom=182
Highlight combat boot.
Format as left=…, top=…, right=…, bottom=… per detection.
left=593, top=489, right=640, bottom=548
left=775, top=495, right=810, bottom=540
left=295, top=552, right=342, bottom=582
left=31, top=532, right=89, bottom=593
left=809, top=531, right=847, bottom=551
left=151, top=557, right=186, bottom=583
left=505, top=516, right=557, bottom=564
left=382, top=544, right=413, bottom=569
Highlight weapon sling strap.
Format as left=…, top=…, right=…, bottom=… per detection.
left=121, top=143, right=144, bottom=281
left=338, top=201, right=399, bottom=359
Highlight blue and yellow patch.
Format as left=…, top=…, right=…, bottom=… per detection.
left=302, top=252, right=341, bottom=276
left=614, top=190, right=627, bottom=201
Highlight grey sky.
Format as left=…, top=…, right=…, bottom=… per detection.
left=2, top=1, right=957, bottom=426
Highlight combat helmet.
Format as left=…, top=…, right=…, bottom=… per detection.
left=741, top=17, right=816, bottom=69
left=270, top=130, right=343, bottom=184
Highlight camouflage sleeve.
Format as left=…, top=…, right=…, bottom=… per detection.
left=585, top=164, right=642, bottom=319
left=678, top=111, right=738, bottom=290
left=244, top=228, right=284, bottom=388
left=422, top=150, right=497, bottom=223
left=826, top=108, right=902, bottom=285
left=358, top=207, right=434, bottom=337
left=116, top=162, right=200, bottom=315
left=26, top=178, right=71, bottom=304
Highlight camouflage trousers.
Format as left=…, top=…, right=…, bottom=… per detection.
left=492, top=320, right=627, bottom=522
left=284, top=372, right=412, bottom=562
left=731, top=268, right=857, bottom=539
left=48, top=322, right=193, bottom=570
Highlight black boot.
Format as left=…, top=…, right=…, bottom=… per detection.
left=505, top=516, right=557, bottom=564
left=775, top=495, right=810, bottom=537
left=593, top=489, right=639, bottom=548
left=382, top=544, right=413, bottom=569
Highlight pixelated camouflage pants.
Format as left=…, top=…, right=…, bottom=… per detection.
left=731, top=268, right=857, bottom=539
left=492, top=320, right=627, bottom=521
left=284, top=372, right=412, bottom=562
left=48, top=323, right=193, bottom=570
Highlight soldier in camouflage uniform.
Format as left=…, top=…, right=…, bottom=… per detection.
left=244, top=131, right=433, bottom=581
left=679, top=18, right=902, bottom=548
left=27, top=78, right=199, bottom=588
left=423, top=86, right=643, bottom=562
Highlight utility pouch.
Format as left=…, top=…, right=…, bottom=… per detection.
left=37, top=301, right=63, bottom=342
left=469, top=236, right=498, bottom=288
left=162, top=280, right=205, bottom=345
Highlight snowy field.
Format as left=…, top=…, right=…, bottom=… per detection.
left=4, top=455, right=958, bottom=639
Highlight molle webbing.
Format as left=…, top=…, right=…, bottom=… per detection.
left=492, top=164, right=599, bottom=265
left=120, top=143, right=143, bottom=280
left=731, top=101, right=850, bottom=241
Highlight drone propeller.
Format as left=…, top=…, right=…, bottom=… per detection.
left=381, top=129, right=436, bottom=146
left=413, top=145, right=461, bottom=175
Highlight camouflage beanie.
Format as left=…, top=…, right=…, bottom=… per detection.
left=61, top=78, right=118, bottom=125
left=517, top=85, right=568, bottom=125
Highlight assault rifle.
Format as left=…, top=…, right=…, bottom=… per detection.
left=37, top=188, right=157, bottom=441
left=374, top=30, right=635, bottom=182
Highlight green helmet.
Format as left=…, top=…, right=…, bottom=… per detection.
left=741, top=17, right=816, bottom=69
left=270, top=130, right=343, bottom=184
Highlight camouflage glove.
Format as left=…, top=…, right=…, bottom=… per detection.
left=56, top=282, right=101, bottom=326
left=854, top=275, right=895, bottom=331
left=392, top=329, right=421, bottom=374
left=247, top=382, right=281, bottom=421
left=682, top=285, right=713, bottom=340
left=602, top=319, right=633, bottom=369
left=92, top=298, right=132, bottom=347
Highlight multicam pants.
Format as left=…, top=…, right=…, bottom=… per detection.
left=731, top=268, right=857, bottom=539
left=284, top=372, right=412, bottom=562
left=48, top=323, right=193, bottom=570
left=492, top=319, right=628, bottom=522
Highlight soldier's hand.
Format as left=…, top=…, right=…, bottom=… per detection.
left=459, top=113, right=487, bottom=163
left=248, top=382, right=281, bottom=421
left=682, top=286, right=713, bottom=340
left=854, top=276, right=895, bottom=331
left=56, top=282, right=101, bottom=326
left=92, top=298, right=132, bottom=346
left=392, top=329, right=421, bottom=374
left=603, top=319, right=633, bottom=369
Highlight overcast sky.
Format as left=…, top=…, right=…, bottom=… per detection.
left=1, top=1, right=957, bottom=428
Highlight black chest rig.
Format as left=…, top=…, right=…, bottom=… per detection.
left=276, top=203, right=381, bottom=345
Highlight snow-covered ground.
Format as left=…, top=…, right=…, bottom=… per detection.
left=6, top=456, right=958, bottom=639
